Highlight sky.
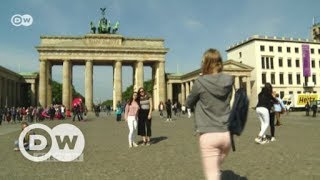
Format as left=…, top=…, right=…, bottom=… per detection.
left=0, top=0, right=319, bottom=102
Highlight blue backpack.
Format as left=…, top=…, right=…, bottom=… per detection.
left=228, top=87, right=249, bottom=151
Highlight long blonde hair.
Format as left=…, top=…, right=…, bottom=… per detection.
left=201, top=48, right=223, bottom=75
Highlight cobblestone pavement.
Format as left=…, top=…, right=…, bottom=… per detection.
left=0, top=110, right=319, bottom=180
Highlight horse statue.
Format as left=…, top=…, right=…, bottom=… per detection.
left=98, top=17, right=108, bottom=33
left=112, top=21, right=120, bottom=34
left=90, top=21, right=96, bottom=34
left=106, top=20, right=111, bottom=33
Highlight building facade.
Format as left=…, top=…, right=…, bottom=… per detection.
left=0, top=66, right=38, bottom=108
left=166, top=60, right=253, bottom=106
left=227, top=35, right=320, bottom=106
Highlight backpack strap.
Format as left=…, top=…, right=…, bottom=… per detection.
left=230, top=132, right=236, bottom=152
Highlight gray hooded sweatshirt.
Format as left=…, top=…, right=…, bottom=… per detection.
left=186, top=73, right=234, bottom=133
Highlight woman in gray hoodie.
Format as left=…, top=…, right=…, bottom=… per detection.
left=186, top=49, right=234, bottom=180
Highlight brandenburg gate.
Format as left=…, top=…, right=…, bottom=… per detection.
left=36, top=34, right=168, bottom=111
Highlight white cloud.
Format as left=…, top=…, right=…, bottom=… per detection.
left=184, top=19, right=204, bottom=30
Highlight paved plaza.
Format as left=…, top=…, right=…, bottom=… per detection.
left=0, top=110, right=320, bottom=180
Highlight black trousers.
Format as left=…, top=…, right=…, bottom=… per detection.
left=167, top=109, right=172, bottom=118
left=138, top=109, right=152, bottom=137
left=269, top=112, right=275, bottom=137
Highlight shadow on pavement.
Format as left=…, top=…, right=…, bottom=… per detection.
left=151, top=136, right=168, bottom=144
left=221, top=170, right=247, bottom=180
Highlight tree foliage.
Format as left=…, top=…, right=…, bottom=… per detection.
left=51, top=80, right=84, bottom=104
left=102, top=79, right=154, bottom=105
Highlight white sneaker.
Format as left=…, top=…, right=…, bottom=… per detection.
left=132, top=142, right=138, bottom=147
left=254, top=137, right=261, bottom=143
left=271, top=137, right=276, bottom=142
left=166, top=119, right=169, bottom=122
left=129, top=142, right=133, bottom=148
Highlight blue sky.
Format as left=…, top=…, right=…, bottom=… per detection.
left=0, top=0, right=319, bottom=102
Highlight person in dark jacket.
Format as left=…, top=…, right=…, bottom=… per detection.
left=165, top=99, right=172, bottom=122
left=186, top=49, right=234, bottom=180
left=255, top=83, right=278, bottom=144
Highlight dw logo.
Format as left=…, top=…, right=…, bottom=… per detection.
left=19, top=124, right=85, bottom=162
left=11, top=14, right=33, bottom=27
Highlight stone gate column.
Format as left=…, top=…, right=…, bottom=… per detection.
left=3, top=79, right=7, bottom=107
left=16, top=82, right=21, bottom=106
left=63, top=60, right=71, bottom=110
left=246, top=76, right=251, bottom=98
left=70, top=64, right=73, bottom=108
left=185, top=82, right=190, bottom=98
left=39, top=60, right=47, bottom=108
left=181, top=83, right=186, bottom=105
left=134, top=61, right=144, bottom=90
left=152, top=63, right=159, bottom=109
left=190, top=80, right=194, bottom=90
left=235, top=76, right=240, bottom=89
left=85, top=60, right=93, bottom=111
left=167, top=82, right=173, bottom=101
left=12, top=81, right=16, bottom=107
left=31, top=83, right=36, bottom=106
left=158, top=61, right=166, bottom=105
left=0, top=77, right=2, bottom=107
left=113, top=61, right=122, bottom=110
left=46, top=61, right=52, bottom=106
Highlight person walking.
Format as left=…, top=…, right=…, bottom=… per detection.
left=274, top=93, right=285, bottom=126
left=311, top=101, right=317, bottom=117
left=116, top=102, right=122, bottom=122
left=158, top=101, right=164, bottom=118
left=124, top=92, right=140, bottom=148
left=165, top=99, right=172, bottom=122
left=305, top=102, right=310, bottom=116
left=137, top=87, right=153, bottom=146
left=255, top=83, right=278, bottom=144
left=186, top=49, right=234, bottom=180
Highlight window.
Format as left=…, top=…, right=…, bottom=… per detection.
left=295, top=59, right=300, bottom=67
left=295, top=47, right=299, bottom=53
left=287, top=47, right=291, bottom=53
left=239, top=52, right=242, bottom=58
left=280, top=91, right=285, bottom=98
left=271, top=73, right=275, bottom=84
left=313, top=74, right=317, bottom=84
left=262, top=73, right=266, bottom=84
left=269, top=46, right=273, bottom=52
left=288, top=74, right=293, bottom=84
left=266, top=57, right=270, bottom=69
left=278, top=46, right=282, bottom=52
left=311, top=48, right=314, bottom=54
left=261, top=57, right=265, bottom=69
left=297, top=91, right=301, bottom=94
left=287, top=59, right=292, bottom=67
left=318, top=49, right=320, bottom=54
left=319, top=60, right=320, bottom=68
left=279, top=73, right=284, bottom=84
left=279, top=58, right=283, bottom=67
left=289, top=91, right=293, bottom=94
left=260, top=45, right=265, bottom=51
left=296, top=74, right=301, bottom=84
left=270, top=57, right=274, bottom=69
left=314, top=91, right=317, bottom=93
left=312, top=60, right=315, bottom=68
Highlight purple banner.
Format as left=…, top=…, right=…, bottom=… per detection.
left=302, top=44, right=311, bottom=77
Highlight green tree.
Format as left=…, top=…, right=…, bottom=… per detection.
left=122, top=80, right=153, bottom=101
left=51, top=80, right=84, bottom=104
left=102, top=79, right=154, bottom=105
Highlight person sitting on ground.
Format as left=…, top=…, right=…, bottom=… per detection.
left=14, top=122, right=31, bottom=151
